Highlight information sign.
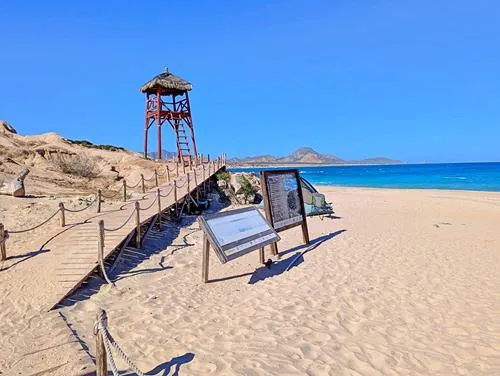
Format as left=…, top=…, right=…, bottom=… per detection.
left=260, top=169, right=310, bottom=254
left=198, top=207, right=280, bottom=282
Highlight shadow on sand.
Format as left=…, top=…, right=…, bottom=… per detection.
left=208, top=229, right=347, bottom=285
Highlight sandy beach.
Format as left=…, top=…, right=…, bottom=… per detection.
left=2, top=186, right=499, bottom=375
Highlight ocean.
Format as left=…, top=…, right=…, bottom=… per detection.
left=230, top=162, right=500, bottom=192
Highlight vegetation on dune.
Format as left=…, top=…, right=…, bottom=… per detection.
left=66, top=139, right=125, bottom=152
left=52, top=153, right=102, bottom=178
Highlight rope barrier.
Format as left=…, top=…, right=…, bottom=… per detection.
left=143, top=173, right=156, bottom=182
left=159, top=184, right=175, bottom=198
left=175, top=179, right=187, bottom=188
left=95, top=308, right=145, bottom=376
left=125, top=179, right=141, bottom=189
left=7, top=209, right=61, bottom=234
left=103, top=209, right=136, bottom=232
left=138, top=195, right=158, bottom=211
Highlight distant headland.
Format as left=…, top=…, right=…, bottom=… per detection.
left=228, top=147, right=402, bottom=167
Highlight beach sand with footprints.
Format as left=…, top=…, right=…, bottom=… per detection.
left=2, top=185, right=499, bottom=375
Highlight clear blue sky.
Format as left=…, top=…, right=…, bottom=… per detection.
left=1, top=0, right=499, bottom=163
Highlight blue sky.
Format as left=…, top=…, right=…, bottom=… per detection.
left=1, top=0, right=499, bottom=163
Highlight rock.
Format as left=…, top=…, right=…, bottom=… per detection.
left=253, top=192, right=263, bottom=204
left=217, top=180, right=227, bottom=189
left=0, top=120, right=17, bottom=134
left=0, top=167, right=29, bottom=197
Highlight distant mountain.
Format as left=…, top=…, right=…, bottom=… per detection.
left=228, top=147, right=402, bottom=166
left=147, top=149, right=177, bottom=160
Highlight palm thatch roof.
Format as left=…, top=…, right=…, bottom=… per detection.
left=140, top=71, right=192, bottom=95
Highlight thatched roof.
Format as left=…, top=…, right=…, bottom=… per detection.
left=140, top=71, right=192, bottom=95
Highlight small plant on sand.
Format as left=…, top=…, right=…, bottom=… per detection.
left=239, top=175, right=254, bottom=203
left=52, top=153, right=102, bottom=178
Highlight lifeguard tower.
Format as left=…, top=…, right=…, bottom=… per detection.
left=140, top=69, right=198, bottom=163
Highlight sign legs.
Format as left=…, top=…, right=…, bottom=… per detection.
left=202, top=235, right=210, bottom=283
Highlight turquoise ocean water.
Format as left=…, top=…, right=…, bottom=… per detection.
left=230, top=162, right=500, bottom=192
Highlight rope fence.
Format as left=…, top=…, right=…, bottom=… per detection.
left=95, top=308, right=145, bottom=376
left=0, top=155, right=226, bottom=262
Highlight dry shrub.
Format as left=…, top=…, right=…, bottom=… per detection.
left=52, top=152, right=101, bottom=178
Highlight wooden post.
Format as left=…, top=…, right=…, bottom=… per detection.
left=59, top=202, right=65, bottom=227
left=194, top=168, right=199, bottom=200
left=95, top=309, right=107, bottom=376
left=174, top=180, right=178, bottom=213
left=154, top=169, right=159, bottom=187
left=0, top=223, right=6, bottom=261
left=167, top=166, right=171, bottom=182
left=182, top=161, right=186, bottom=175
left=135, top=201, right=141, bottom=247
left=176, top=161, right=179, bottom=177
left=207, top=154, right=210, bottom=163
left=157, top=188, right=162, bottom=227
left=187, top=172, right=191, bottom=193
left=97, top=220, right=105, bottom=278
left=97, top=189, right=102, bottom=213
left=141, top=174, right=145, bottom=193
left=259, top=247, right=265, bottom=264
left=189, top=158, right=193, bottom=171
left=123, top=180, right=127, bottom=202
left=202, top=164, right=206, bottom=192
left=202, top=234, right=210, bottom=283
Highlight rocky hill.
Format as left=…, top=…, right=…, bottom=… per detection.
left=229, top=147, right=401, bottom=166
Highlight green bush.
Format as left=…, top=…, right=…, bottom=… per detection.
left=216, top=171, right=231, bottom=183
left=239, top=175, right=254, bottom=202
left=67, top=139, right=125, bottom=152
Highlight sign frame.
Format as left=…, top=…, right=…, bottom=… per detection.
left=260, top=169, right=310, bottom=255
left=198, top=206, right=280, bottom=282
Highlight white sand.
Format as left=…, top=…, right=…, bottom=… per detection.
left=2, top=187, right=500, bottom=375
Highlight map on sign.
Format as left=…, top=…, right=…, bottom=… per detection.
left=199, top=207, right=280, bottom=263
left=264, top=171, right=304, bottom=230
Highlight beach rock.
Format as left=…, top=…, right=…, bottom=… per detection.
left=253, top=192, right=263, bottom=204
left=0, top=167, right=30, bottom=197
left=0, top=120, right=17, bottom=134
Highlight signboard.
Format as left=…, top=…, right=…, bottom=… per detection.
left=198, top=207, right=280, bottom=282
left=260, top=169, right=310, bottom=254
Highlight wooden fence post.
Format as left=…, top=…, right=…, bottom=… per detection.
left=176, top=161, right=179, bottom=177
left=59, top=202, right=66, bottom=227
left=182, top=160, right=186, bottom=174
left=0, top=223, right=6, bottom=261
left=174, top=180, right=178, bottom=213
left=135, top=201, right=141, bottom=247
left=97, top=189, right=102, bottom=213
left=202, top=164, right=206, bottom=192
left=97, top=220, right=105, bottom=278
left=157, top=188, right=162, bottom=227
left=167, top=166, right=171, bottom=182
left=123, top=180, right=127, bottom=202
left=154, top=169, right=159, bottom=187
left=189, top=158, right=193, bottom=171
left=95, top=309, right=107, bottom=376
left=187, top=172, right=191, bottom=193
left=207, top=154, right=210, bottom=163
left=141, top=174, right=145, bottom=193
